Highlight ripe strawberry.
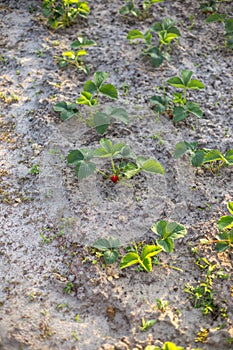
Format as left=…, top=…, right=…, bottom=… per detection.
left=110, top=174, right=119, bottom=183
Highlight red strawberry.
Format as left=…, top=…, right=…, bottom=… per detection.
left=110, top=174, right=119, bottom=183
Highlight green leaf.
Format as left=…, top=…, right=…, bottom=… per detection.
left=53, top=101, right=78, bottom=121
left=93, top=238, right=111, bottom=251
left=94, top=112, right=110, bottom=135
left=110, top=107, right=129, bottom=124
left=167, top=77, right=184, bottom=89
left=103, top=250, right=119, bottom=264
left=150, top=95, right=170, bottom=113
left=202, top=150, right=225, bottom=164
left=119, top=2, right=135, bottom=15
left=157, top=238, right=174, bottom=253
left=173, top=141, right=188, bottom=158
left=75, top=161, right=96, bottom=179
left=142, top=256, right=153, bottom=272
left=225, top=18, right=233, bottom=34
left=127, top=29, right=145, bottom=40
left=62, top=50, right=75, bottom=59
left=187, top=79, right=204, bottom=90
left=141, top=245, right=162, bottom=260
left=191, top=149, right=206, bottom=167
left=83, top=81, right=97, bottom=94
left=141, top=159, right=165, bottom=174
left=218, top=216, right=233, bottom=231
left=215, top=241, right=230, bottom=252
left=159, top=32, right=179, bottom=44
left=151, top=220, right=187, bottom=241
left=123, top=163, right=140, bottom=179
left=108, top=237, right=121, bottom=249
left=162, top=342, right=184, bottom=350
left=161, top=18, right=176, bottom=30
left=94, top=138, right=123, bottom=158
left=112, top=143, right=126, bottom=157
left=206, top=13, right=225, bottom=23
left=151, top=21, right=163, bottom=32
left=186, top=102, right=203, bottom=118
left=77, top=91, right=97, bottom=106
left=173, top=106, right=188, bottom=122
left=181, top=69, right=193, bottom=86
left=120, top=252, right=139, bottom=269
left=94, top=71, right=109, bottom=88
left=99, top=84, right=118, bottom=99
left=227, top=202, right=233, bottom=216
left=93, top=237, right=120, bottom=251
left=225, top=150, right=233, bottom=164
left=67, top=149, right=85, bottom=164
left=71, top=37, right=96, bottom=49
left=145, top=47, right=164, bottom=67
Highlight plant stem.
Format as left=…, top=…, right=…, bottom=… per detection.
left=110, top=157, right=116, bottom=174
left=97, top=169, right=108, bottom=178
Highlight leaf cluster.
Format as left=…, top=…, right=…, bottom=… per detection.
left=216, top=202, right=233, bottom=252
left=67, top=138, right=165, bottom=180
left=127, top=18, right=180, bottom=67
left=120, top=220, right=187, bottom=272
left=93, top=237, right=121, bottom=264
left=174, top=141, right=233, bottom=171
left=184, top=260, right=219, bottom=316
left=119, top=0, right=163, bottom=19
left=151, top=220, right=187, bottom=252
left=42, top=0, right=90, bottom=29
left=150, top=70, right=204, bottom=122
left=53, top=71, right=129, bottom=133
left=206, top=13, right=233, bottom=49
left=54, top=36, right=96, bottom=74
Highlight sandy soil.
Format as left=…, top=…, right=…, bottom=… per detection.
left=0, top=0, right=232, bottom=349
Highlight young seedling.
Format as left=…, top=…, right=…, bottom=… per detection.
left=54, top=36, right=96, bottom=74
left=151, top=69, right=204, bottom=122
left=127, top=18, right=180, bottom=67
left=174, top=140, right=233, bottom=172
left=120, top=243, right=162, bottom=272
left=155, top=298, right=169, bottom=312
left=67, top=138, right=165, bottom=182
left=151, top=220, right=187, bottom=252
left=139, top=317, right=156, bottom=331
left=92, top=237, right=121, bottom=264
left=54, top=71, right=129, bottom=134
left=119, top=0, right=163, bottom=19
left=42, top=0, right=90, bottom=29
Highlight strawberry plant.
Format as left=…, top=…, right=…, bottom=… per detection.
left=184, top=259, right=219, bottom=316
left=151, top=70, right=204, bottom=122
left=174, top=141, right=233, bottom=172
left=53, top=71, right=129, bottom=133
left=127, top=18, right=180, bottom=67
left=67, top=138, right=165, bottom=181
left=42, top=0, right=90, bottom=29
left=151, top=220, right=187, bottom=252
left=54, top=36, right=96, bottom=74
left=92, top=237, right=121, bottom=264
left=200, top=0, right=217, bottom=14
left=119, top=0, right=163, bottom=19
left=206, top=13, right=233, bottom=48
left=215, top=202, right=233, bottom=252
left=120, top=242, right=162, bottom=272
